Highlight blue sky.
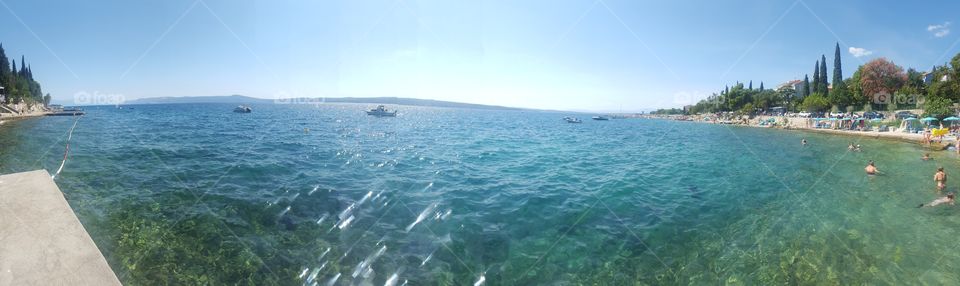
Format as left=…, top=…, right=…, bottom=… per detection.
left=0, top=0, right=958, bottom=111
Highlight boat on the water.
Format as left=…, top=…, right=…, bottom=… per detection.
left=233, top=105, right=252, bottom=113
left=592, top=116, right=609, bottom=121
left=366, top=105, right=397, bottom=117
left=564, top=117, right=582, bottom=123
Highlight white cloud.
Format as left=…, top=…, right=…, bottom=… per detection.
left=928, top=22, right=951, bottom=38
left=848, top=47, right=873, bottom=58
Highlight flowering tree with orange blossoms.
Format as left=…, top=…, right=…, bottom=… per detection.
left=859, top=58, right=906, bottom=101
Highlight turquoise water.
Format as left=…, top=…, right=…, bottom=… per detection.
left=2, top=103, right=960, bottom=285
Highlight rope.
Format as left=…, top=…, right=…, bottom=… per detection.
left=52, top=116, right=81, bottom=179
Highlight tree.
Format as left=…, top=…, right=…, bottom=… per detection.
left=0, top=44, right=9, bottom=83
left=800, top=93, right=830, bottom=112
left=820, top=54, right=829, bottom=97
left=860, top=58, right=907, bottom=104
left=43, top=93, right=51, bottom=106
left=748, top=80, right=753, bottom=90
left=833, top=43, right=843, bottom=85
left=923, top=96, right=954, bottom=119
left=906, top=68, right=925, bottom=91
left=813, top=60, right=821, bottom=94
left=848, top=66, right=864, bottom=105
left=741, top=102, right=755, bottom=114
left=759, top=82, right=764, bottom=91
left=929, top=53, right=960, bottom=102
left=803, top=75, right=811, bottom=97
left=828, top=43, right=850, bottom=107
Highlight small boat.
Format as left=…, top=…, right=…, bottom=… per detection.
left=233, top=105, right=252, bottom=113
left=564, top=117, right=582, bottom=123
left=366, top=105, right=397, bottom=117
left=591, top=116, right=609, bottom=121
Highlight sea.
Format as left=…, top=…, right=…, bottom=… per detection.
left=1, top=103, right=959, bottom=285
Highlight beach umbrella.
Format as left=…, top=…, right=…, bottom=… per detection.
left=921, top=117, right=938, bottom=122
left=828, top=118, right=838, bottom=121
left=903, top=118, right=919, bottom=121
left=943, top=117, right=960, bottom=121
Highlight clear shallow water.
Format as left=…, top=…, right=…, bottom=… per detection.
left=2, top=103, right=960, bottom=285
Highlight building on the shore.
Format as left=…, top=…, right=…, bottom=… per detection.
left=778, top=80, right=803, bottom=92
left=921, top=71, right=950, bottom=84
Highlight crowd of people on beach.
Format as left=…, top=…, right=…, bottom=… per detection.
left=803, top=138, right=956, bottom=208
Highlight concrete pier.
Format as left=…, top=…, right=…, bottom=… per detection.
left=0, top=170, right=121, bottom=285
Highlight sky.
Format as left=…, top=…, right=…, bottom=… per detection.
left=0, top=0, right=958, bottom=112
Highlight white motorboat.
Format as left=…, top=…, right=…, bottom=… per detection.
left=233, top=105, right=252, bottom=113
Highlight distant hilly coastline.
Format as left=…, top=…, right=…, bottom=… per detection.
left=123, top=95, right=529, bottom=111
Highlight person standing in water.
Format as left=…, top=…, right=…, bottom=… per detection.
left=802, top=139, right=807, bottom=146
left=935, top=167, right=947, bottom=192
left=865, top=161, right=878, bottom=175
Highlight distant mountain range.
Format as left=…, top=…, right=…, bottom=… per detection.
left=123, top=95, right=528, bottom=111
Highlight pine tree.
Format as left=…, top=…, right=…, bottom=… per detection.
left=813, top=60, right=821, bottom=94
left=820, top=54, right=828, bottom=96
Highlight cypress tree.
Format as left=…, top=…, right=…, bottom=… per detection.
left=833, top=43, right=843, bottom=85
left=749, top=80, right=753, bottom=90
left=813, top=61, right=820, bottom=94
left=820, top=54, right=828, bottom=96
left=0, top=44, right=9, bottom=102
left=19, top=56, right=25, bottom=77
left=0, top=44, right=9, bottom=80
left=759, top=82, right=764, bottom=91
left=803, top=75, right=811, bottom=97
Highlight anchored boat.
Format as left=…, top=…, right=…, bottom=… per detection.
left=366, top=105, right=397, bottom=117
left=233, top=105, right=252, bottom=113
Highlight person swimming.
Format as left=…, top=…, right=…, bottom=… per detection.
left=865, top=161, right=878, bottom=175
left=802, top=139, right=807, bottom=146
left=923, top=153, right=931, bottom=161
left=918, top=192, right=955, bottom=208
left=935, top=167, right=947, bottom=192
left=848, top=143, right=855, bottom=151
